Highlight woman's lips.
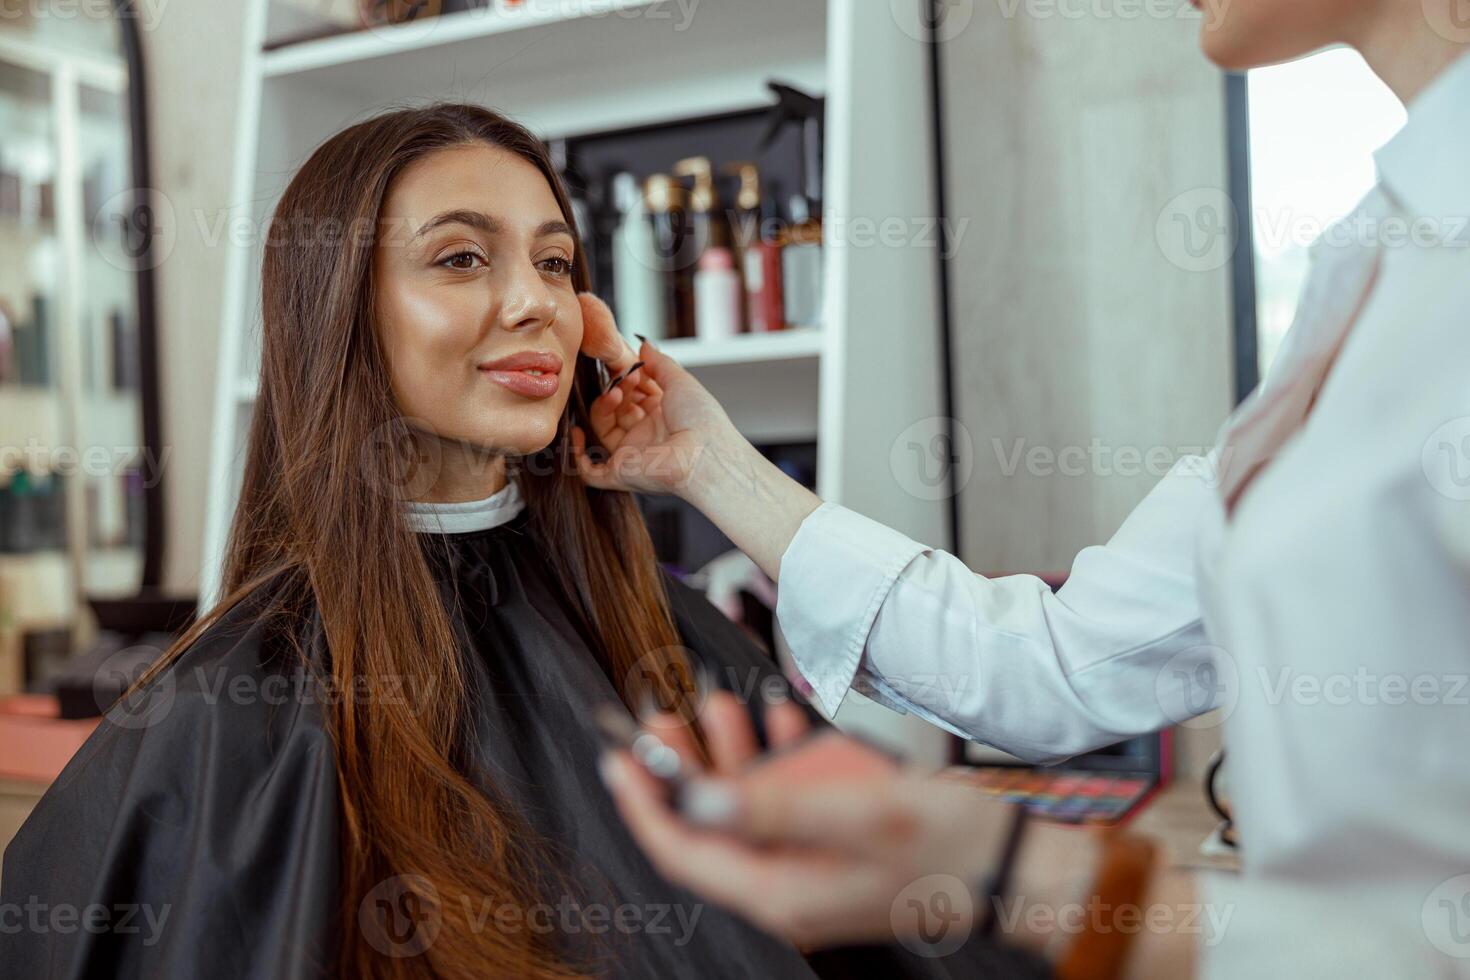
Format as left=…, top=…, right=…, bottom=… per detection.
left=478, top=350, right=563, bottom=400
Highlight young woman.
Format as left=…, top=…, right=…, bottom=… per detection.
left=0, top=105, right=1052, bottom=980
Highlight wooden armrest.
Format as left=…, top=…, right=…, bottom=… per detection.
left=1054, top=832, right=1161, bottom=980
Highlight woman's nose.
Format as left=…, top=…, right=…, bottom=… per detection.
left=495, top=262, right=559, bottom=333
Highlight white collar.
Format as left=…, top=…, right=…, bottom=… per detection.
left=403, top=480, right=525, bottom=534
left=1375, top=49, right=1470, bottom=223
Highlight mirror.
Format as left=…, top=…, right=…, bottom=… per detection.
left=0, top=2, right=161, bottom=693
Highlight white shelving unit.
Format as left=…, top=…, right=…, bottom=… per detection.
left=203, top=0, right=952, bottom=760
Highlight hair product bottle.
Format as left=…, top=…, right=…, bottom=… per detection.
left=610, top=172, right=668, bottom=342
left=643, top=174, right=697, bottom=339
left=781, top=194, right=824, bottom=329
left=725, top=162, right=785, bottom=333
left=693, top=247, right=742, bottom=342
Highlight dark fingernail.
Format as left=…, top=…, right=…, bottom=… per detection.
left=634, top=333, right=648, bottom=343
left=627, top=360, right=646, bottom=376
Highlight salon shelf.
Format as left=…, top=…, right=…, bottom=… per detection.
left=656, top=328, right=822, bottom=369
left=261, top=0, right=664, bottom=78
left=258, top=0, right=827, bottom=140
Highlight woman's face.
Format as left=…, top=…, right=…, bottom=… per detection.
left=374, top=142, right=583, bottom=459
left=1196, top=0, right=1350, bottom=71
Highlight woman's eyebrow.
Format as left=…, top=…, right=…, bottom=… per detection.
left=411, top=210, right=573, bottom=242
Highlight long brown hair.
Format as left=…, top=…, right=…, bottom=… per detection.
left=132, top=104, right=700, bottom=979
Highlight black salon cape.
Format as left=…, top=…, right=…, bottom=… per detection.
left=0, top=511, right=1050, bottom=980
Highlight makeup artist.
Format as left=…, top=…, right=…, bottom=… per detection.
left=575, top=0, right=1470, bottom=973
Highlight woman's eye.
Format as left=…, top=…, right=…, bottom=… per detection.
left=440, top=250, right=483, bottom=270
left=540, top=256, right=575, bottom=277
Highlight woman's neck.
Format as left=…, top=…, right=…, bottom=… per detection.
left=414, top=436, right=510, bottom=504
left=1351, top=2, right=1468, bottom=105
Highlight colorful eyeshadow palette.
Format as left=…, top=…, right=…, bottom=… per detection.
left=967, top=767, right=1157, bottom=825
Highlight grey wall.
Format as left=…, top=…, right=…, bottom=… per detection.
left=937, top=5, right=1236, bottom=773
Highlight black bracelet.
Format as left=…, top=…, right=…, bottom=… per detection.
left=975, top=804, right=1030, bottom=940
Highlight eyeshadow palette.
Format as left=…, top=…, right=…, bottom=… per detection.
left=966, top=767, right=1157, bottom=825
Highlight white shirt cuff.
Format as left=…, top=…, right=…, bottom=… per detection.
left=775, top=502, right=929, bottom=717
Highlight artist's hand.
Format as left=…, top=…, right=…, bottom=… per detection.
left=601, top=692, right=1030, bottom=952
left=573, top=293, right=744, bottom=498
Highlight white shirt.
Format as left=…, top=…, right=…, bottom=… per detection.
left=776, top=53, right=1470, bottom=976
left=402, top=479, right=524, bottom=534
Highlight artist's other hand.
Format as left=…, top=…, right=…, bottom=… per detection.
left=601, top=687, right=1029, bottom=952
